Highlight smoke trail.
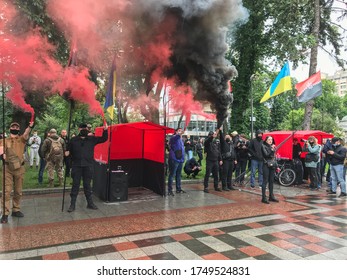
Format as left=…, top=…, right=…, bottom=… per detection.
left=46, top=0, right=247, bottom=125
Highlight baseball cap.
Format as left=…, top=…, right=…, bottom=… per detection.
left=231, top=131, right=238, bottom=136
left=10, top=122, right=20, bottom=128
left=79, top=123, right=88, bottom=129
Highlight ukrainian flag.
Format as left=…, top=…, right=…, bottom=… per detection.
left=260, top=62, right=292, bottom=103
left=104, top=60, right=116, bottom=120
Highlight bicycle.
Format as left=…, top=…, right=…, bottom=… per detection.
left=274, top=158, right=296, bottom=187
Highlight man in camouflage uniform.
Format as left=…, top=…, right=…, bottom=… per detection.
left=0, top=121, right=34, bottom=224
left=41, top=128, right=66, bottom=188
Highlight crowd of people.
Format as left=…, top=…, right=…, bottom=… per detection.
left=0, top=121, right=108, bottom=223
left=166, top=127, right=347, bottom=204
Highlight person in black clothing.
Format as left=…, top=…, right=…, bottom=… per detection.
left=60, top=129, right=71, bottom=177
left=220, top=130, right=237, bottom=191
left=195, top=138, right=204, bottom=165
left=235, top=134, right=249, bottom=187
left=38, top=131, right=49, bottom=185
left=248, top=130, right=264, bottom=188
left=203, top=129, right=222, bottom=193
left=184, top=157, right=201, bottom=178
left=184, top=136, right=194, bottom=160
left=66, top=123, right=108, bottom=212
left=261, top=135, right=279, bottom=204
left=292, top=138, right=303, bottom=185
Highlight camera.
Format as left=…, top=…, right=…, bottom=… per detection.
left=300, top=139, right=306, bottom=143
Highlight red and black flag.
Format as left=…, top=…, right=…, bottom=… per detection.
left=295, top=71, right=322, bottom=103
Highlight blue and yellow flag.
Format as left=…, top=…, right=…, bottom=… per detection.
left=260, top=62, right=292, bottom=103
left=104, top=59, right=117, bottom=120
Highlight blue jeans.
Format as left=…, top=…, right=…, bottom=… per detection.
left=330, top=164, right=346, bottom=193
left=168, top=159, right=183, bottom=192
left=38, top=158, right=46, bottom=184
left=250, top=159, right=263, bottom=187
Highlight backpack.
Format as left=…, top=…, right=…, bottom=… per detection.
left=46, top=138, right=64, bottom=163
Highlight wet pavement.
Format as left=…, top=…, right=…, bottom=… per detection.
left=0, top=181, right=346, bottom=260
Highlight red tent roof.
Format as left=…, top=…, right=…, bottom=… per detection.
left=94, top=121, right=174, bottom=163
left=263, top=130, right=334, bottom=160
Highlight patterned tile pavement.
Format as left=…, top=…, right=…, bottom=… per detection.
left=0, top=183, right=347, bottom=260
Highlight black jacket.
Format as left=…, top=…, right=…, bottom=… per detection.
left=248, top=137, right=264, bottom=161
left=184, top=158, right=200, bottom=173
left=328, top=145, right=347, bottom=166
left=219, top=131, right=236, bottom=160
left=68, top=129, right=108, bottom=167
left=204, top=136, right=221, bottom=162
left=261, top=142, right=275, bottom=162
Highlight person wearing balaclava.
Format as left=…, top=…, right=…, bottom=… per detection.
left=66, top=123, right=108, bottom=212
left=247, top=130, right=264, bottom=188
left=219, top=130, right=237, bottom=191
left=0, top=121, right=34, bottom=224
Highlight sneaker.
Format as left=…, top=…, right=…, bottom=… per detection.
left=11, top=211, right=24, bottom=218
left=176, top=189, right=186, bottom=194
left=222, top=187, right=230, bottom=191
left=1, top=215, right=8, bottom=224
left=250, top=185, right=255, bottom=189
left=168, top=191, right=175, bottom=196
left=338, top=192, right=347, bottom=198
left=214, top=188, right=222, bottom=192
left=261, top=199, right=269, bottom=204
left=203, top=189, right=209, bottom=193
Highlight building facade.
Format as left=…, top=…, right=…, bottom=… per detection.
left=327, top=69, right=347, bottom=97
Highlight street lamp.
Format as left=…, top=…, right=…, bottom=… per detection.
left=250, top=74, right=257, bottom=138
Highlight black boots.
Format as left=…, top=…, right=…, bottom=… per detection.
left=261, top=197, right=269, bottom=204
left=67, top=197, right=76, bottom=212
left=1, top=215, right=8, bottom=224
left=269, top=195, right=279, bottom=202
left=86, top=198, right=98, bottom=210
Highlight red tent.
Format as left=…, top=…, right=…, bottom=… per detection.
left=263, top=130, right=334, bottom=160
left=93, top=121, right=174, bottom=198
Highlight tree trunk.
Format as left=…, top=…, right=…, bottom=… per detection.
left=302, top=0, right=320, bottom=130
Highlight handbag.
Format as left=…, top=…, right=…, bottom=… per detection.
left=222, top=151, right=232, bottom=160
left=266, top=158, right=277, bottom=168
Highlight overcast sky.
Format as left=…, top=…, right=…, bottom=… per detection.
left=292, top=1, right=347, bottom=80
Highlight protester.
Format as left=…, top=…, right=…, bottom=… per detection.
left=0, top=121, right=34, bottom=224
left=195, top=138, right=204, bottom=165
left=66, top=123, right=108, bottom=212
left=261, top=135, right=278, bottom=204
left=28, top=130, right=41, bottom=169
left=87, top=123, right=94, bottom=136
left=203, top=129, right=222, bottom=193
left=42, top=128, right=65, bottom=188
left=292, top=138, right=304, bottom=185
left=326, top=137, right=347, bottom=197
left=168, top=128, right=185, bottom=196
left=184, top=135, right=194, bottom=160
left=38, top=131, right=49, bottom=185
left=60, top=129, right=71, bottom=177
left=184, top=157, right=201, bottom=178
left=302, top=136, right=321, bottom=190
left=220, top=130, right=237, bottom=191
left=248, top=129, right=264, bottom=188
left=235, top=134, right=249, bottom=187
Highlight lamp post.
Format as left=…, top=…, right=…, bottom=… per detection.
left=250, top=74, right=256, bottom=138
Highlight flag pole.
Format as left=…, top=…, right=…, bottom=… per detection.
left=62, top=96, right=74, bottom=212
left=1, top=81, right=6, bottom=219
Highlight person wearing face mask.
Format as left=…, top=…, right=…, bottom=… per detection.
left=326, top=137, right=347, bottom=197
left=28, top=130, right=41, bottom=169
left=66, top=123, right=108, bottom=212
left=0, top=121, right=34, bottom=224
left=303, top=136, right=321, bottom=190
left=219, top=130, right=237, bottom=191
left=248, top=130, right=264, bottom=188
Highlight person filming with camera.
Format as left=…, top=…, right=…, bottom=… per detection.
left=302, top=136, right=321, bottom=190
